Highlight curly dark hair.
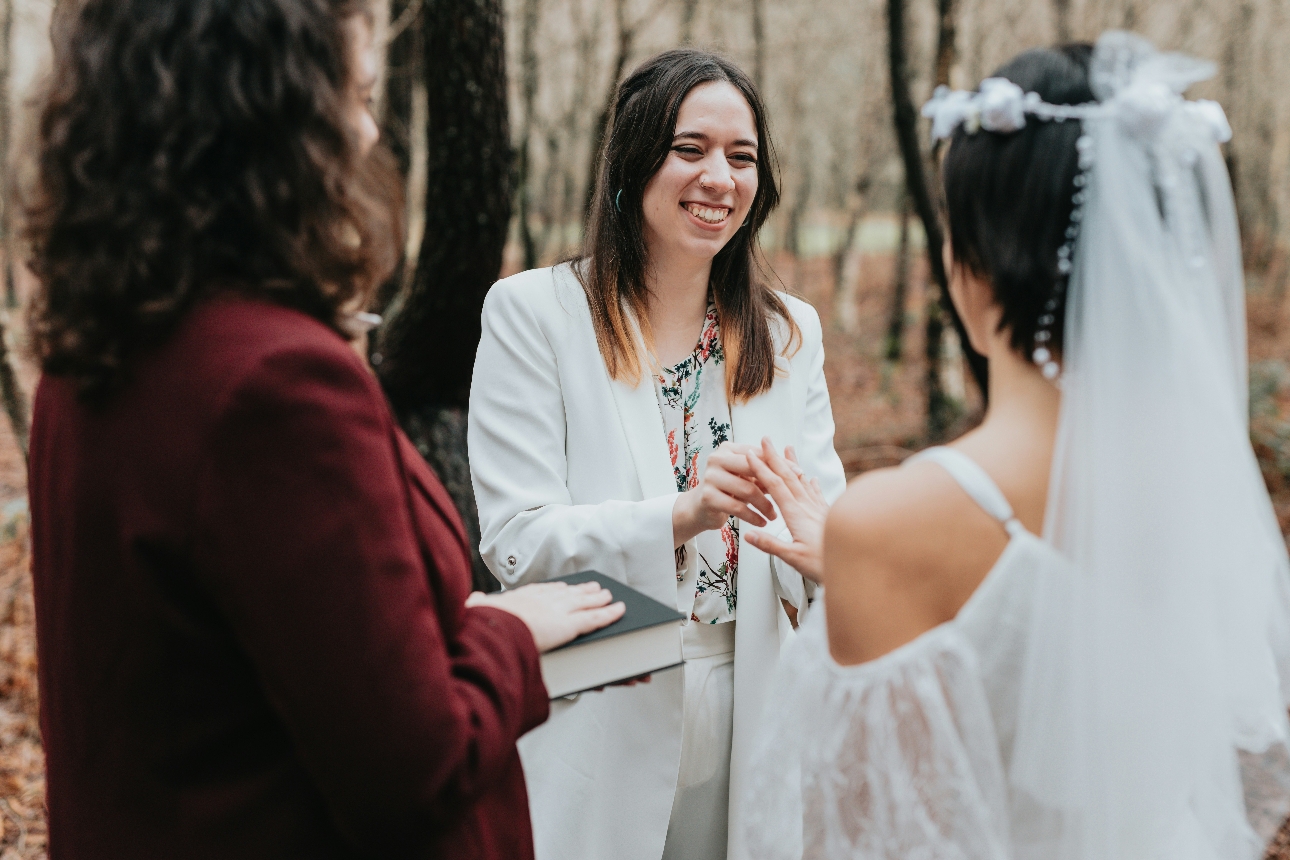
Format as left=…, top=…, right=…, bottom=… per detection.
left=27, top=0, right=402, bottom=402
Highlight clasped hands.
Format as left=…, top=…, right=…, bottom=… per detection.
left=671, top=437, right=829, bottom=583
left=469, top=438, right=830, bottom=657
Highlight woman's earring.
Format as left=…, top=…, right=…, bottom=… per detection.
left=615, top=189, right=623, bottom=213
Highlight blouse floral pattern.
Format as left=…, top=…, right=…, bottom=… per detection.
left=655, top=304, right=737, bottom=625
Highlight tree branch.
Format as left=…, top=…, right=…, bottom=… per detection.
left=886, top=0, right=988, bottom=408
left=387, top=0, right=424, bottom=44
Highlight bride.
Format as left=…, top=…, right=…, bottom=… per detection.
left=742, top=33, right=1290, bottom=859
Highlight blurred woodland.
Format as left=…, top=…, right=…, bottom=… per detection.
left=0, top=0, right=1287, bottom=856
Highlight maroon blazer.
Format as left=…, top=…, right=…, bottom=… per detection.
left=28, top=296, right=549, bottom=859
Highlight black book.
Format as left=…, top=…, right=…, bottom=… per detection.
left=540, top=571, right=686, bottom=699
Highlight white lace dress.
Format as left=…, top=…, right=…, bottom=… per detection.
left=744, top=446, right=1290, bottom=859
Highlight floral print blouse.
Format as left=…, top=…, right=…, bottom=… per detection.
left=655, top=304, right=737, bottom=625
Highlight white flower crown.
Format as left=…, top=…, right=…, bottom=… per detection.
left=921, top=73, right=1232, bottom=146
left=921, top=32, right=1236, bottom=383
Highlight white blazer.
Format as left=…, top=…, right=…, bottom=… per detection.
left=467, top=263, right=846, bottom=860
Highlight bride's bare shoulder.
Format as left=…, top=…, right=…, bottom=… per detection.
left=825, top=458, right=968, bottom=553
left=823, top=457, right=1008, bottom=664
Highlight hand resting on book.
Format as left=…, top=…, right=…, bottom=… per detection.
left=466, top=582, right=626, bottom=652
left=535, top=571, right=684, bottom=698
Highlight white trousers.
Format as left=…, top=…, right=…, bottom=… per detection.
left=661, top=621, right=736, bottom=860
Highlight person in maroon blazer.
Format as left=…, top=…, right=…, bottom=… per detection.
left=22, top=1, right=623, bottom=858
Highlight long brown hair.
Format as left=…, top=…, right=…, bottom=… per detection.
left=27, top=0, right=402, bottom=403
left=579, top=49, right=798, bottom=402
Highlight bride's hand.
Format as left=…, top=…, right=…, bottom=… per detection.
left=743, top=437, right=829, bottom=583
left=466, top=582, right=625, bottom=653
left=672, top=442, right=777, bottom=547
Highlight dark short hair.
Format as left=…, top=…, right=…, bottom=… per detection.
left=27, top=0, right=402, bottom=403
left=942, top=44, right=1096, bottom=363
left=578, top=48, right=798, bottom=401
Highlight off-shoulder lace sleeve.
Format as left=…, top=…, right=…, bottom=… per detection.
left=742, top=611, right=1012, bottom=860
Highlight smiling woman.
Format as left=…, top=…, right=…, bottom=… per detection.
left=579, top=51, right=793, bottom=400
left=467, top=49, right=847, bottom=860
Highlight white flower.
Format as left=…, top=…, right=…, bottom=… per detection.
left=1187, top=99, right=1232, bottom=144
left=977, top=78, right=1028, bottom=134
left=1112, top=81, right=1177, bottom=141
left=922, top=86, right=978, bottom=142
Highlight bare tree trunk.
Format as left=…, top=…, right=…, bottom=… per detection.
left=927, top=0, right=974, bottom=425
left=1053, top=0, right=1073, bottom=42
left=516, top=0, right=541, bottom=270
left=579, top=0, right=671, bottom=226
left=1121, top=2, right=1138, bottom=29
left=779, top=41, right=810, bottom=263
left=0, top=0, right=26, bottom=462
left=886, top=0, right=985, bottom=440
left=583, top=0, right=634, bottom=222
left=1222, top=0, right=1274, bottom=269
left=885, top=194, right=911, bottom=361
left=680, top=0, right=700, bottom=44
left=1223, top=4, right=1244, bottom=242
left=551, top=0, right=600, bottom=258
left=831, top=174, right=869, bottom=333
left=380, top=0, right=420, bottom=185
left=934, top=0, right=958, bottom=89
left=887, top=0, right=941, bottom=282
left=377, top=0, right=513, bottom=592
left=400, top=78, right=429, bottom=296
left=750, top=0, right=765, bottom=90
left=539, top=129, right=563, bottom=255
left=376, top=0, right=427, bottom=313
left=0, top=0, right=12, bottom=311
left=923, top=298, right=950, bottom=434
left=785, top=168, right=811, bottom=260
left=0, top=322, right=25, bottom=462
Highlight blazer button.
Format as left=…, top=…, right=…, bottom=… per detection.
left=507, top=555, right=517, bottom=566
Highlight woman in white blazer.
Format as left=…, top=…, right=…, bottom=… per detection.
left=468, top=49, right=846, bottom=860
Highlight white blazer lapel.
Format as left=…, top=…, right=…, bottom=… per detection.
left=608, top=375, right=676, bottom=501
left=730, top=355, right=794, bottom=450
left=609, top=373, right=699, bottom=613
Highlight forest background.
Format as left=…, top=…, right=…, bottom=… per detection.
left=0, top=0, right=1288, bottom=855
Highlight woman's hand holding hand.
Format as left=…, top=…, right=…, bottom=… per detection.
left=466, top=582, right=625, bottom=653
left=672, top=442, right=777, bottom=547
left=743, top=437, right=830, bottom=583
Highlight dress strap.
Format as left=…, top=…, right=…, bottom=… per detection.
left=906, top=447, right=1025, bottom=537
